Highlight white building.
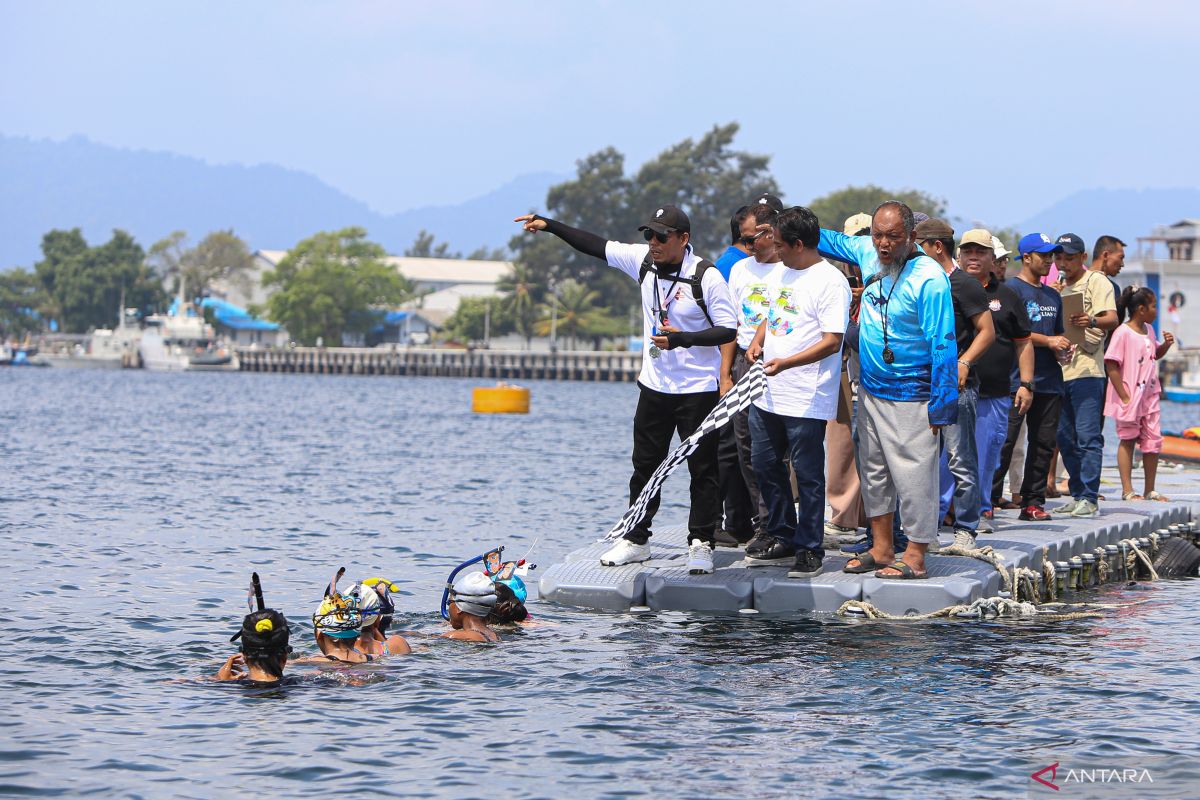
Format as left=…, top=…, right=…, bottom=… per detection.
left=1124, top=219, right=1200, bottom=349
left=227, top=250, right=511, bottom=333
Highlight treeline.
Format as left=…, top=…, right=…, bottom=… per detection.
left=2, top=122, right=1013, bottom=346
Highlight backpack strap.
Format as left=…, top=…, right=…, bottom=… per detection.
left=639, top=254, right=716, bottom=327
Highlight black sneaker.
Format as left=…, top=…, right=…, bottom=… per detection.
left=788, top=549, right=825, bottom=578
left=714, top=528, right=741, bottom=548
left=746, top=538, right=795, bottom=563
left=744, top=531, right=774, bottom=555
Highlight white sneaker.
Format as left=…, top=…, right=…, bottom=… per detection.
left=1070, top=499, right=1099, bottom=518
left=599, top=539, right=652, bottom=567
left=686, top=539, right=714, bottom=575
left=952, top=529, right=977, bottom=550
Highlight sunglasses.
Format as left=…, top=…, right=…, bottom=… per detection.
left=643, top=229, right=672, bottom=244
left=739, top=231, right=770, bottom=247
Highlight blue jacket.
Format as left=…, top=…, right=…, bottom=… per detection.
left=818, top=230, right=958, bottom=425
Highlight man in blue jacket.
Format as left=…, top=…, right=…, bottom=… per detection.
left=817, top=201, right=957, bottom=579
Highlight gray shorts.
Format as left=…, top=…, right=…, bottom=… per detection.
left=856, top=390, right=940, bottom=544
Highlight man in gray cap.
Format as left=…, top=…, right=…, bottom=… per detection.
left=514, top=206, right=738, bottom=574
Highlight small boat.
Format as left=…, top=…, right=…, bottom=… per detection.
left=1163, top=386, right=1200, bottom=404
left=1161, top=431, right=1200, bottom=463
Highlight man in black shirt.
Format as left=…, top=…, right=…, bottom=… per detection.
left=955, top=229, right=1035, bottom=523
left=915, top=219, right=995, bottom=548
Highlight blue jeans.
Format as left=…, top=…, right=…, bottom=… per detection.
left=1057, top=377, right=1106, bottom=503
left=938, top=383, right=980, bottom=532
left=974, top=395, right=1012, bottom=515
left=748, top=406, right=825, bottom=553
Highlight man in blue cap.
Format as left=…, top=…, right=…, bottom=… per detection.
left=994, top=233, right=1072, bottom=521
left=1054, top=232, right=1118, bottom=517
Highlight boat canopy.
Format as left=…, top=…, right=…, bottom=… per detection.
left=198, top=297, right=280, bottom=331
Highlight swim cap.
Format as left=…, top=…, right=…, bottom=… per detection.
left=345, top=583, right=382, bottom=629
left=312, top=594, right=362, bottom=639
left=362, top=577, right=398, bottom=631
left=450, top=571, right=497, bottom=618
left=496, top=573, right=528, bottom=604
left=235, top=609, right=291, bottom=658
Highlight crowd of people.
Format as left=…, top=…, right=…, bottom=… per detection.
left=515, top=194, right=1174, bottom=581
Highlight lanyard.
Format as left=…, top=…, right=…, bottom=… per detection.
left=651, top=272, right=684, bottom=333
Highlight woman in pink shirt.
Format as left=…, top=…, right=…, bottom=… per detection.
left=1104, top=287, right=1175, bottom=500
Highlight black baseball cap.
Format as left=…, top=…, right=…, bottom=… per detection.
left=639, top=204, right=691, bottom=235
left=754, top=192, right=784, bottom=212
left=1055, top=233, right=1086, bottom=255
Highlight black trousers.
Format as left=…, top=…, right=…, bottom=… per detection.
left=627, top=384, right=720, bottom=546
left=717, top=349, right=766, bottom=537
left=993, top=392, right=1062, bottom=509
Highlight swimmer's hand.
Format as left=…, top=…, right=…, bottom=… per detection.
left=514, top=213, right=546, bottom=233
left=214, top=653, right=246, bottom=681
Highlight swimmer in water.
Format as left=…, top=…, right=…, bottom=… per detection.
left=349, top=578, right=411, bottom=657
left=214, top=574, right=293, bottom=684
left=444, top=571, right=500, bottom=642
left=291, top=568, right=376, bottom=664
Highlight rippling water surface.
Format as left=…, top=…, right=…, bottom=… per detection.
left=2, top=369, right=1199, bottom=799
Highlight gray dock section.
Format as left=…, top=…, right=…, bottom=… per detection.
left=539, top=466, right=1198, bottom=616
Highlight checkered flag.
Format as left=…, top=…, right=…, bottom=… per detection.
left=604, top=361, right=767, bottom=541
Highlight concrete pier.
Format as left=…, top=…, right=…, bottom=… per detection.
left=538, top=465, right=1200, bottom=616
left=236, top=346, right=640, bottom=382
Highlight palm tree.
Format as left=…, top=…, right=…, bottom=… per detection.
left=533, top=279, right=606, bottom=350
left=497, top=262, right=540, bottom=349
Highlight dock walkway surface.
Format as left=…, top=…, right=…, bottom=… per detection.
left=539, top=465, right=1200, bottom=616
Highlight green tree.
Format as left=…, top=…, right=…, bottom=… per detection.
left=497, top=262, right=542, bottom=348
left=806, top=185, right=948, bottom=233
left=147, top=229, right=255, bottom=300
left=34, top=228, right=162, bottom=332
left=533, top=279, right=612, bottom=350
left=0, top=268, right=49, bottom=337
left=260, top=227, right=415, bottom=346
left=404, top=230, right=507, bottom=262
left=441, top=296, right=511, bottom=345
left=510, top=123, right=776, bottom=317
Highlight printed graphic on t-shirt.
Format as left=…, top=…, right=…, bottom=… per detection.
left=1025, top=300, right=1042, bottom=323
left=741, top=283, right=771, bottom=329
left=768, top=287, right=799, bottom=336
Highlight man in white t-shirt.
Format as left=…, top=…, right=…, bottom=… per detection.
left=722, top=201, right=785, bottom=551
left=514, top=205, right=738, bottom=574
left=744, top=206, right=851, bottom=577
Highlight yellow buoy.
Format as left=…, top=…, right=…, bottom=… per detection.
left=472, top=383, right=530, bottom=414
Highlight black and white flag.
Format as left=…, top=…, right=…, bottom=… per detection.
left=604, top=361, right=767, bottom=541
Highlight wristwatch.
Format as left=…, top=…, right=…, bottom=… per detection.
left=1020, top=381, right=1034, bottom=392
left=1087, top=314, right=1097, bottom=329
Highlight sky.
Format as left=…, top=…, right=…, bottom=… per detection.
left=2, top=0, right=1198, bottom=228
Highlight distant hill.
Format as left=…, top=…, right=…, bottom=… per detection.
left=0, top=134, right=565, bottom=268
left=1014, top=187, right=1200, bottom=252
left=2, top=134, right=1196, bottom=269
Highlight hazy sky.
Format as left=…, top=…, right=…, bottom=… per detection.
left=3, top=1, right=1197, bottom=227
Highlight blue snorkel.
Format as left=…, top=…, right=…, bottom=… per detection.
left=441, top=547, right=502, bottom=620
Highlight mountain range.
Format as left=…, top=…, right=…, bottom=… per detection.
left=2, top=134, right=1197, bottom=269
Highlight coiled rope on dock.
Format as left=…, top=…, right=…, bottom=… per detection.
left=835, top=598, right=1105, bottom=621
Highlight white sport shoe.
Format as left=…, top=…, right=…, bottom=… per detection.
left=599, top=539, right=652, bottom=567
left=686, top=539, right=714, bottom=575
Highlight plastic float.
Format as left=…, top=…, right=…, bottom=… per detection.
left=471, top=383, right=530, bottom=414
left=540, top=503, right=1198, bottom=618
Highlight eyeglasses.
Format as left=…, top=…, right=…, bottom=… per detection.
left=739, top=230, right=770, bottom=247
left=643, top=229, right=671, bottom=244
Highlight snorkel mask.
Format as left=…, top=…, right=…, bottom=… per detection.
left=312, top=567, right=363, bottom=639
left=361, top=577, right=399, bottom=632
left=230, top=573, right=292, bottom=657
left=439, top=546, right=536, bottom=620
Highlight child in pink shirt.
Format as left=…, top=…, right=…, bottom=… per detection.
left=1104, top=287, right=1175, bottom=500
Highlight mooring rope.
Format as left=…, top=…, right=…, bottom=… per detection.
left=936, top=540, right=1011, bottom=592
left=1042, top=559, right=1058, bottom=602
left=835, top=597, right=1104, bottom=621
left=1120, top=538, right=1159, bottom=581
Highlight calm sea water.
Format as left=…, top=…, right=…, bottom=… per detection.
left=2, top=369, right=1198, bottom=799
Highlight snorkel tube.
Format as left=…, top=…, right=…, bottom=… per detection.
left=441, top=548, right=501, bottom=620
left=251, top=572, right=265, bottom=612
